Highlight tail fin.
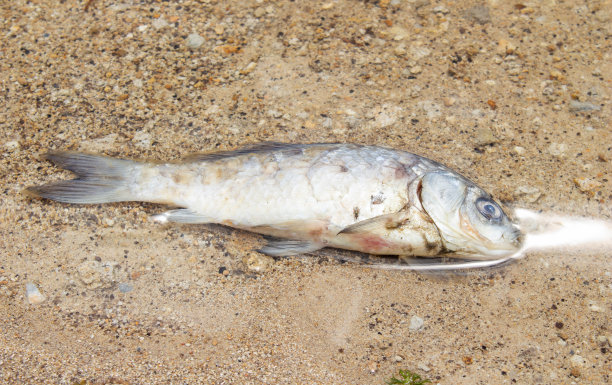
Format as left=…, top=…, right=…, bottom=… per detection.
left=25, top=152, right=140, bottom=204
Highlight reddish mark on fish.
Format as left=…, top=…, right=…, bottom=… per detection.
left=359, top=235, right=392, bottom=252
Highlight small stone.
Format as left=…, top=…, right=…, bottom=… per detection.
left=570, top=354, right=585, bottom=368
left=254, top=7, right=266, bottom=18
left=394, top=44, right=406, bottom=56
left=474, top=127, right=498, bottom=146
left=597, top=335, right=608, bottom=344
left=547, top=143, right=567, bottom=157
left=26, top=283, right=45, bottom=304
left=5, top=140, right=20, bottom=151
left=417, top=363, right=431, bottom=372
left=389, top=26, right=409, bottom=41
left=497, top=39, right=516, bottom=56
left=513, top=146, right=526, bottom=155
left=409, top=315, right=424, bottom=331
left=410, top=45, right=431, bottom=60
left=432, top=5, right=450, bottom=14
left=186, top=33, right=205, bottom=49
left=409, top=65, right=422, bottom=74
left=77, top=260, right=122, bottom=289
left=243, top=253, right=273, bottom=273
left=133, top=131, right=152, bottom=149
left=587, top=302, right=604, bottom=312
left=321, top=2, right=334, bottom=10
left=570, top=367, right=581, bottom=377
left=214, top=24, right=224, bottom=35
left=442, top=97, right=456, bottom=107
left=152, top=18, right=168, bottom=30
left=549, top=70, right=564, bottom=80
left=240, top=62, right=257, bottom=75
left=419, top=101, right=441, bottom=119
left=574, top=177, right=602, bottom=194
left=514, top=186, right=541, bottom=203
left=375, top=112, right=396, bottom=129
left=321, top=117, right=333, bottom=129
left=465, top=5, right=491, bottom=25
left=118, top=283, right=133, bottom=293
left=569, top=101, right=601, bottom=112
left=595, top=10, right=610, bottom=22
left=393, top=355, right=403, bottom=362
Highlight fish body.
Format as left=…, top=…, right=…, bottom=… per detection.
left=27, top=143, right=522, bottom=260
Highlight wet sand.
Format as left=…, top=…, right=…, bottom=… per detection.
left=1, top=0, right=610, bottom=384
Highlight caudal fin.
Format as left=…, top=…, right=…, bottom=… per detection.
left=25, top=152, right=139, bottom=204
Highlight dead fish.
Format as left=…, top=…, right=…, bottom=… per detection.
left=25, top=143, right=522, bottom=260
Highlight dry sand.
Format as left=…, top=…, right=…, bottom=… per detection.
left=1, top=0, right=611, bottom=384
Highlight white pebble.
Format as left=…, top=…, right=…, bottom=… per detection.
left=570, top=354, right=585, bottom=368
left=409, top=315, right=424, bottom=331
left=152, top=18, right=168, bottom=30
left=186, top=33, right=205, bottom=49
left=26, top=283, right=45, bottom=304
left=588, top=302, right=604, bottom=312
left=5, top=140, right=20, bottom=151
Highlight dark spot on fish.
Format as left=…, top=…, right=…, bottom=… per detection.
left=421, top=234, right=439, bottom=251
left=353, top=206, right=360, bottom=220
left=371, top=193, right=385, bottom=205
left=339, top=165, right=348, bottom=172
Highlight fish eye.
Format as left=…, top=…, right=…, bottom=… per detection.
left=475, top=197, right=502, bottom=221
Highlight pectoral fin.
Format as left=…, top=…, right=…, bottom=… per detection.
left=331, top=209, right=443, bottom=256
left=338, top=212, right=411, bottom=235
left=152, top=209, right=212, bottom=224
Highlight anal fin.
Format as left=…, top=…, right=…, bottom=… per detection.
left=152, top=209, right=212, bottom=224
left=258, top=239, right=324, bottom=257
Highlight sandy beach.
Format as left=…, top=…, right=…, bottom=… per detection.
left=1, top=0, right=610, bottom=383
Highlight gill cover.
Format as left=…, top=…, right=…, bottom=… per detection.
left=419, top=171, right=521, bottom=259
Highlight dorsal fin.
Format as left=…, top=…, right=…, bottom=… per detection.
left=184, top=142, right=315, bottom=162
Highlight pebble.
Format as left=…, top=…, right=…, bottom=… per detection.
left=465, top=6, right=491, bottom=25
left=152, top=18, right=168, bottom=30
left=419, top=101, right=441, bottom=119
left=243, top=253, right=273, bottom=273
left=570, top=354, right=585, bottom=368
left=186, top=33, right=205, bottom=49
left=26, top=283, right=45, bottom=304
left=514, top=186, right=541, bottom=203
left=321, top=117, right=333, bottom=129
left=77, top=260, right=122, bottom=289
left=442, top=96, right=455, bottom=107
left=375, top=112, right=397, bottom=129
left=133, top=131, right=152, bottom=149
left=574, top=177, right=602, bottom=194
left=547, top=143, right=567, bottom=157
left=513, top=146, right=526, bottom=155
left=393, top=355, right=403, bottom=362
left=418, top=363, right=431, bottom=372
left=240, top=62, right=257, bottom=75
left=474, top=127, right=498, bottom=146
left=409, top=65, right=422, bottom=74
left=587, top=302, right=604, bottom=312
left=118, top=283, right=133, bottom=293
left=409, top=315, right=424, bottom=331
left=5, top=140, right=20, bottom=151
left=569, top=101, right=601, bottom=112
left=389, top=26, right=409, bottom=41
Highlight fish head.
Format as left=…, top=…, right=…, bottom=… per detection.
left=419, top=171, right=522, bottom=259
